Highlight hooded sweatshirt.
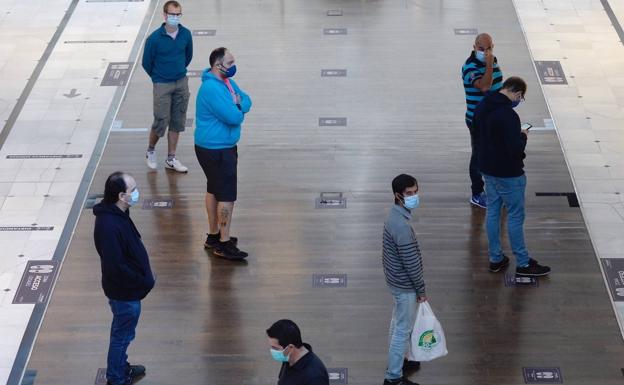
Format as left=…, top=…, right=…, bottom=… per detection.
left=473, top=91, right=527, bottom=178
left=93, top=202, right=155, bottom=301
left=195, top=70, right=252, bottom=150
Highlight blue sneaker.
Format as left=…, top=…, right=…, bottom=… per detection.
left=470, top=192, right=487, bottom=208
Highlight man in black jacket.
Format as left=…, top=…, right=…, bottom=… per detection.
left=93, top=172, right=155, bottom=385
left=266, top=319, right=329, bottom=385
left=473, top=77, right=551, bottom=277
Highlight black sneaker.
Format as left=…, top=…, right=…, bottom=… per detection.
left=383, top=378, right=419, bottom=385
left=516, top=258, right=551, bottom=277
left=489, top=254, right=510, bottom=273
left=204, top=233, right=238, bottom=249
left=402, top=358, right=420, bottom=372
left=127, top=364, right=145, bottom=380
left=214, top=240, right=248, bottom=260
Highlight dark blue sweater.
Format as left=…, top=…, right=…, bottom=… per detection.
left=142, top=23, right=193, bottom=83
left=93, top=202, right=154, bottom=301
left=473, top=91, right=527, bottom=178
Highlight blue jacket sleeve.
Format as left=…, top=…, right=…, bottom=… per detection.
left=142, top=37, right=155, bottom=77
left=199, top=83, right=245, bottom=126
left=231, top=81, right=252, bottom=113
left=185, top=31, right=193, bottom=67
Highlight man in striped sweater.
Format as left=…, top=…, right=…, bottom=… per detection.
left=382, top=174, right=426, bottom=385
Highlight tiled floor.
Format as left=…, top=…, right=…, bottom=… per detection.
left=1, top=0, right=624, bottom=384
left=0, top=0, right=151, bottom=383
left=515, top=0, right=624, bottom=270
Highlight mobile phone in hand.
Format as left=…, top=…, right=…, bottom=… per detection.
left=521, top=123, right=532, bottom=130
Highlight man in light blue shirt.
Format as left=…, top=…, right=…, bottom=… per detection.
left=195, top=47, right=252, bottom=261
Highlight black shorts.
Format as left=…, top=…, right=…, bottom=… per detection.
left=195, top=145, right=238, bottom=202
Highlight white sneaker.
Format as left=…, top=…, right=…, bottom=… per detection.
left=146, top=151, right=157, bottom=169
left=165, top=157, right=188, bottom=173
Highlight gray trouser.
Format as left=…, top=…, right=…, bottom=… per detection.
left=151, top=77, right=190, bottom=137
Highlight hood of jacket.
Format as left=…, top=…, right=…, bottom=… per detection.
left=201, top=69, right=222, bottom=83
left=93, top=201, right=127, bottom=218
left=478, top=90, right=513, bottom=114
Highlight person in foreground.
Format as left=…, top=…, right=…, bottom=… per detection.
left=93, top=172, right=155, bottom=385
left=382, top=174, right=427, bottom=385
left=266, top=319, right=329, bottom=385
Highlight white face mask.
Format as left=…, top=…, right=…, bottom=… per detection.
left=475, top=50, right=486, bottom=62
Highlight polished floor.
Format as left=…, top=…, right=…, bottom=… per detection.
left=24, top=0, right=624, bottom=384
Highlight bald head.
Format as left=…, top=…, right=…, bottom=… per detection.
left=475, top=33, right=492, bottom=45
left=474, top=33, right=493, bottom=53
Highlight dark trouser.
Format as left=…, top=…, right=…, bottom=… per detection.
left=107, top=299, right=141, bottom=385
left=467, top=121, right=484, bottom=196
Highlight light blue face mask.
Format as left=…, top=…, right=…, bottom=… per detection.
left=126, top=189, right=140, bottom=206
left=403, top=194, right=420, bottom=210
left=475, top=50, right=486, bottom=62
left=270, top=347, right=290, bottom=363
left=166, top=15, right=180, bottom=27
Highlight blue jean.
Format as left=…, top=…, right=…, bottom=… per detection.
left=385, top=288, right=418, bottom=380
left=107, top=299, right=141, bottom=385
left=483, top=174, right=530, bottom=267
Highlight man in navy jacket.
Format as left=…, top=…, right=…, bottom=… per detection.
left=93, top=172, right=155, bottom=385
left=473, top=76, right=550, bottom=277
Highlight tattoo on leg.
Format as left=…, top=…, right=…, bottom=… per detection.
left=219, top=207, right=230, bottom=227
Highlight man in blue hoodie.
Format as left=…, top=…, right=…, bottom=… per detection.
left=195, top=47, right=252, bottom=260
left=93, top=172, right=155, bottom=385
left=473, top=77, right=551, bottom=277
left=142, top=1, right=192, bottom=173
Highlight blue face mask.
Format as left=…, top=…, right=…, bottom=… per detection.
left=166, top=15, right=180, bottom=27
left=221, top=64, right=237, bottom=78
left=403, top=194, right=420, bottom=210
left=475, top=50, right=486, bottom=62
left=126, top=189, right=140, bottom=206
left=270, top=347, right=290, bottom=363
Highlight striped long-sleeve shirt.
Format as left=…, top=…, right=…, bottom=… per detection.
left=462, top=51, right=503, bottom=125
left=382, top=204, right=425, bottom=296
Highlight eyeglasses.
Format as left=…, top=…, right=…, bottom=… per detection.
left=167, top=12, right=182, bottom=16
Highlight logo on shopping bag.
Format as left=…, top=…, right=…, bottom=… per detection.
left=418, top=330, right=439, bottom=351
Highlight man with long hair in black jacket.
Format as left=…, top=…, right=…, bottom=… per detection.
left=93, top=172, right=155, bottom=385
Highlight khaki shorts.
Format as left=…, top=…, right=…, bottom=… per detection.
left=151, top=77, right=190, bottom=137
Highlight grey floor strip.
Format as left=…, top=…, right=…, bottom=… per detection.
left=601, top=0, right=624, bottom=46
left=0, top=0, right=80, bottom=150
left=5, top=1, right=159, bottom=384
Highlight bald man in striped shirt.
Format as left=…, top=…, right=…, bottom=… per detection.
left=462, top=33, right=503, bottom=209
left=381, top=174, right=426, bottom=385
